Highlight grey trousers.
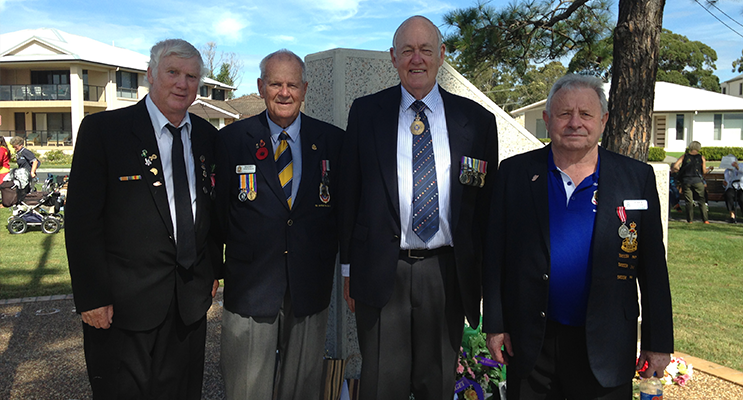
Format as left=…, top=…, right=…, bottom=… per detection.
left=220, top=295, right=329, bottom=400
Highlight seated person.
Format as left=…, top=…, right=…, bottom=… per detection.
left=723, top=158, right=743, bottom=223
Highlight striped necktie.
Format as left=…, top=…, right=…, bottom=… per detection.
left=275, top=131, right=293, bottom=208
left=411, top=100, right=439, bottom=242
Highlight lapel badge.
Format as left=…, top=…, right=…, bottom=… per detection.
left=150, top=168, right=158, bottom=176
left=145, top=158, right=152, bottom=166
left=256, top=141, right=268, bottom=160
left=312, top=144, right=318, bottom=151
left=532, top=175, right=539, bottom=182
left=141, top=150, right=148, bottom=157
left=153, top=181, right=162, bottom=187
left=200, top=155, right=205, bottom=163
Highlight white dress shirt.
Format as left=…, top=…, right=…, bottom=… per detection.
left=146, top=95, right=197, bottom=241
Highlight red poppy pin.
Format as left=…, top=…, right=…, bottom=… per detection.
left=256, top=147, right=269, bottom=160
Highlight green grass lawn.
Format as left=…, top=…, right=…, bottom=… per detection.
left=1, top=203, right=742, bottom=371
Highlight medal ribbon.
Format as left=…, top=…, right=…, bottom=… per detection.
left=248, top=173, right=256, bottom=193
left=617, top=206, right=627, bottom=224
left=239, top=174, right=248, bottom=193
left=322, top=159, right=330, bottom=176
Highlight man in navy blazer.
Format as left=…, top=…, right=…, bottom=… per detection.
left=483, top=74, right=673, bottom=399
left=214, top=49, right=343, bottom=399
left=340, top=16, right=498, bottom=400
left=66, top=39, right=219, bottom=399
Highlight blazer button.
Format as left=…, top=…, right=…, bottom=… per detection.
left=540, top=311, right=546, bottom=318
left=542, top=274, right=549, bottom=281
left=287, top=219, right=293, bottom=226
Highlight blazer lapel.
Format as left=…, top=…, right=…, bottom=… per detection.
left=294, top=116, right=323, bottom=208
left=130, top=101, right=174, bottom=238
left=441, top=88, right=473, bottom=234
left=527, top=146, right=551, bottom=250
left=373, top=87, right=402, bottom=219
left=250, top=113, right=288, bottom=210
left=189, top=119, right=212, bottom=233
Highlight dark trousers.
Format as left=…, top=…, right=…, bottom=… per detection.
left=355, top=252, right=464, bottom=400
left=724, top=188, right=743, bottom=213
left=508, top=321, right=632, bottom=400
left=82, top=297, right=207, bottom=400
left=682, top=182, right=708, bottom=222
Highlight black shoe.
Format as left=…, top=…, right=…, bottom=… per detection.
left=727, top=218, right=737, bottom=224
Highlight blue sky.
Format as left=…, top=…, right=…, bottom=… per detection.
left=1, top=0, right=742, bottom=97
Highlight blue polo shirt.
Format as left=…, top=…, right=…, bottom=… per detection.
left=547, top=149, right=599, bottom=326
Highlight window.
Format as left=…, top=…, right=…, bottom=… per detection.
left=31, top=70, right=69, bottom=85
left=714, top=114, right=722, bottom=140
left=212, top=89, right=225, bottom=101
left=116, top=71, right=138, bottom=98
left=536, top=119, right=547, bottom=139
left=199, top=86, right=208, bottom=97
left=723, top=87, right=727, bottom=94
left=676, top=114, right=684, bottom=140
left=724, top=113, right=743, bottom=140
left=739, top=83, right=742, bottom=95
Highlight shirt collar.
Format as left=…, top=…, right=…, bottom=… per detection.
left=145, top=94, right=192, bottom=139
left=548, top=147, right=601, bottom=183
left=266, top=111, right=302, bottom=142
left=400, top=82, right=442, bottom=113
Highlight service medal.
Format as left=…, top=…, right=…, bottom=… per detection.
left=247, top=190, right=257, bottom=201
left=618, top=224, right=630, bottom=238
left=410, top=117, right=425, bottom=136
left=238, top=191, right=248, bottom=202
left=617, top=206, right=630, bottom=238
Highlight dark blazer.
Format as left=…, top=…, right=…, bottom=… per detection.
left=339, top=85, right=499, bottom=326
left=214, top=111, right=344, bottom=318
left=482, top=145, right=674, bottom=387
left=65, top=99, right=218, bottom=331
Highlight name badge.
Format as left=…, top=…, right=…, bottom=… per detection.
left=236, top=165, right=256, bottom=174
left=623, top=199, right=648, bottom=210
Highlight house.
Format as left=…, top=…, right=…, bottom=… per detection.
left=721, top=74, right=743, bottom=97
left=510, top=81, right=743, bottom=152
left=0, top=28, right=236, bottom=150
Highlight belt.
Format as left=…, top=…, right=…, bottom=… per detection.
left=399, top=247, right=453, bottom=261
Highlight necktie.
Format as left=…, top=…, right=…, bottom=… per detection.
left=275, top=131, right=293, bottom=208
left=166, top=124, right=196, bottom=269
left=411, top=100, right=439, bottom=242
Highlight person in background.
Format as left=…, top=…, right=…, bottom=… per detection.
left=672, top=141, right=710, bottom=224
left=65, top=39, right=219, bottom=399
left=723, top=156, right=743, bottom=223
left=8, top=136, right=39, bottom=179
left=0, top=136, right=10, bottom=182
left=483, top=74, right=673, bottom=400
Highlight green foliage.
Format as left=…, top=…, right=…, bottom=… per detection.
left=647, top=146, right=666, bottom=162
left=698, top=147, right=743, bottom=161
left=41, top=150, right=72, bottom=165
left=568, top=35, right=613, bottom=79
left=458, top=319, right=506, bottom=394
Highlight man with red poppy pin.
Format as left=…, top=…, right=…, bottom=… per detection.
left=339, top=15, right=498, bottom=399
left=213, top=49, right=344, bottom=399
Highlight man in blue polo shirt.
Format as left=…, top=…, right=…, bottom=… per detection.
left=482, top=74, right=673, bottom=399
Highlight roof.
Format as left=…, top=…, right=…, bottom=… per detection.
left=511, top=81, right=743, bottom=116
left=226, top=94, right=267, bottom=119
left=189, top=99, right=240, bottom=120
left=722, top=73, right=743, bottom=84
left=202, top=77, right=237, bottom=91
left=0, top=28, right=148, bottom=71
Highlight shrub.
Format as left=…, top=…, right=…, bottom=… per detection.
left=698, top=147, right=743, bottom=161
left=41, top=150, right=73, bottom=165
left=648, top=147, right=666, bottom=162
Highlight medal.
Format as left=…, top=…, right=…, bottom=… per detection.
left=459, top=173, right=470, bottom=185
left=617, top=207, right=630, bottom=238
left=238, top=191, right=248, bottom=202
left=248, top=190, right=257, bottom=201
left=410, top=117, right=425, bottom=136
left=319, top=160, right=331, bottom=203
left=238, top=174, right=257, bottom=202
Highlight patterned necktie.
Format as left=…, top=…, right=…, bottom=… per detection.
left=275, top=131, right=293, bottom=208
left=411, top=100, right=439, bottom=242
left=165, top=124, right=196, bottom=269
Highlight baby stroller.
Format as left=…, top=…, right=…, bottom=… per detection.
left=3, top=170, right=65, bottom=234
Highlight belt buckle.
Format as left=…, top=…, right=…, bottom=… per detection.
left=407, top=249, right=425, bottom=260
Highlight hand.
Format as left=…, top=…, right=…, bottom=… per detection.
left=81, top=305, right=114, bottom=329
left=30, top=171, right=36, bottom=179
left=637, top=350, right=671, bottom=379
left=211, top=279, right=219, bottom=298
left=486, top=332, right=514, bottom=365
left=343, top=277, right=355, bottom=312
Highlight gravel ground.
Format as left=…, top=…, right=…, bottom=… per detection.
left=1, top=294, right=741, bottom=399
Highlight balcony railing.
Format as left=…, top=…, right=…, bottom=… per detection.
left=116, top=87, right=138, bottom=99
left=0, top=84, right=106, bottom=102
left=1, top=130, right=72, bottom=147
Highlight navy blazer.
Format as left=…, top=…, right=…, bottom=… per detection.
left=214, top=112, right=344, bottom=318
left=482, top=145, right=674, bottom=387
left=339, top=85, right=499, bottom=327
left=66, top=99, right=218, bottom=331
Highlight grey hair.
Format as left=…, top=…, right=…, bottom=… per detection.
left=545, top=74, right=608, bottom=117
left=688, top=141, right=702, bottom=152
left=392, top=15, right=444, bottom=57
left=259, top=49, right=306, bottom=84
left=9, top=136, right=24, bottom=147
left=148, top=39, right=207, bottom=81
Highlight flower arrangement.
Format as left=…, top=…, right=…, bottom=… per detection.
left=635, top=355, right=693, bottom=386
left=455, top=320, right=507, bottom=399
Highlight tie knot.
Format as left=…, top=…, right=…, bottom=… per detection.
left=279, top=131, right=291, bottom=142
left=166, top=124, right=182, bottom=137
left=411, top=100, right=427, bottom=114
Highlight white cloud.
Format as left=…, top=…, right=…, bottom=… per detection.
left=213, top=15, right=249, bottom=43
left=272, top=35, right=296, bottom=44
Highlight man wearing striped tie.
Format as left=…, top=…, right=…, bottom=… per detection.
left=214, top=49, right=344, bottom=399
left=339, top=16, right=499, bottom=400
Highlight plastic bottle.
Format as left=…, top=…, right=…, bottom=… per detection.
left=639, top=373, right=663, bottom=400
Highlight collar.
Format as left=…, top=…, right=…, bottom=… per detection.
left=400, top=82, right=442, bottom=112
left=145, top=95, right=192, bottom=139
left=266, top=111, right=302, bottom=142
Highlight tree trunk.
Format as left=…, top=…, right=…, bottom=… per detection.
left=603, top=0, right=666, bottom=161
